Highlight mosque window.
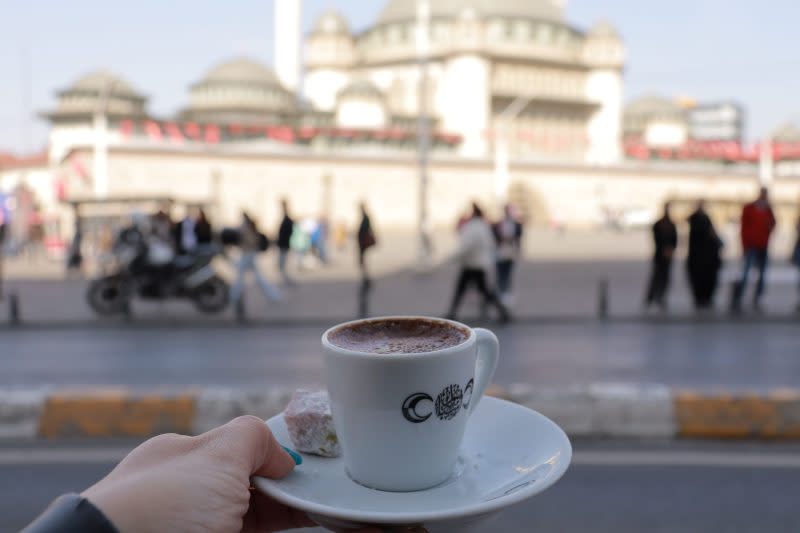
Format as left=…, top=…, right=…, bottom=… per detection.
left=513, top=21, right=529, bottom=41
left=539, top=24, right=552, bottom=43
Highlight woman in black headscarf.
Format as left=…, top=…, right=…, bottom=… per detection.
left=687, top=199, right=723, bottom=310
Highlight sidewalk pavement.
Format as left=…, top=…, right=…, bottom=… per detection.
left=3, top=384, right=800, bottom=441
left=1, top=256, right=798, bottom=326
left=2, top=227, right=798, bottom=325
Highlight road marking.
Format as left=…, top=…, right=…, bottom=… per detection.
left=1, top=448, right=800, bottom=468
left=0, top=448, right=131, bottom=464
left=573, top=451, right=800, bottom=468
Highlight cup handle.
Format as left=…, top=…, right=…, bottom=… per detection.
left=468, top=328, right=500, bottom=416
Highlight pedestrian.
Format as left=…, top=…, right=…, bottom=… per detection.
left=0, top=204, right=6, bottom=298
left=277, top=198, right=295, bottom=286
left=792, top=211, right=800, bottom=312
left=731, top=187, right=776, bottom=312
left=21, top=416, right=392, bottom=533
left=66, top=205, right=83, bottom=277
left=195, top=208, right=213, bottom=247
left=493, top=203, right=523, bottom=306
left=229, top=212, right=281, bottom=317
left=357, top=202, right=377, bottom=282
left=151, top=203, right=174, bottom=244
left=311, top=216, right=329, bottom=264
left=446, top=202, right=510, bottom=323
left=173, top=207, right=199, bottom=255
left=687, top=199, right=723, bottom=310
left=644, top=201, right=678, bottom=311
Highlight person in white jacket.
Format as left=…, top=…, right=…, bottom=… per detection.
left=446, top=203, right=510, bottom=323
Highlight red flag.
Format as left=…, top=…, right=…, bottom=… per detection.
left=184, top=122, right=201, bottom=140
left=165, top=123, right=184, bottom=144
left=144, top=120, right=163, bottom=141
left=70, top=155, right=91, bottom=184
left=119, top=120, right=134, bottom=139
left=266, top=126, right=295, bottom=143
left=204, top=125, right=220, bottom=144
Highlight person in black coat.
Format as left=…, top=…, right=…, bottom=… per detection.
left=687, top=200, right=723, bottom=310
left=277, top=199, right=294, bottom=285
left=645, top=202, right=678, bottom=311
left=195, top=209, right=213, bottom=246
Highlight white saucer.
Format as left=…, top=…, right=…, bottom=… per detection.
left=255, top=397, right=572, bottom=531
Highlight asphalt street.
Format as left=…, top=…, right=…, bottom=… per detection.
left=2, top=322, right=800, bottom=390
left=4, top=439, right=800, bottom=532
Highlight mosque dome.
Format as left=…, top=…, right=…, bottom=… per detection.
left=311, top=10, right=351, bottom=35
left=183, top=57, right=295, bottom=124
left=587, top=20, right=621, bottom=40
left=68, top=70, right=144, bottom=99
left=198, top=57, right=283, bottom=88
left=376, top=0, right=564, bottom=24
left=46, top=69, right=147, bottom=119
left=337, top=79, right=384, bottom=101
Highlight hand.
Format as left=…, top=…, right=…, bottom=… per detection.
left=82, top=416, right=406, bottom=532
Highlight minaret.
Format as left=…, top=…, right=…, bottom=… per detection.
left=274, top=0, right=301, bottom=92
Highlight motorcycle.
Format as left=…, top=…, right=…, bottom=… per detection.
left=87, top=225, right=229, bottom=316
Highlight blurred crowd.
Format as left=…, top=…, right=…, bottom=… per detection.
left=645, top=187, right=800, bottom=314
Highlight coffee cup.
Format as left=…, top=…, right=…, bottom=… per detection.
left=322, top=316, right=499, bottom=492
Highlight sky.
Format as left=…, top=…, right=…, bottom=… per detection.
left=1, top=0, right=798, bottom=154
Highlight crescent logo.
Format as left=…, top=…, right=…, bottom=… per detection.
left=402, top=392, right=434, bottom=423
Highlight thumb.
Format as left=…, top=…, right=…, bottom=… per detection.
left=199, top=416, right=296, bottom=479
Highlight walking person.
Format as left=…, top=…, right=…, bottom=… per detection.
left=687, top=200, right=723, bottom=310
left=493, top=203, right=523, bottom=306
left=731, top=187, right=776, bottom=313
left=229, top=212, right=281, bottom=319
left=277, top=199, right=295, bottom=286
left=194, top=208, right=213, bottom=248
left=356, top=203, right=377, bottom=317
left=446, top=202, right=510, bottom=323
left=357, top=202, right=377, bottom=282
left=792, top=211, right=800, bottom=312
left=644, top=201, right=678, bottom=312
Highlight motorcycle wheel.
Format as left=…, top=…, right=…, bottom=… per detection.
left=87, top=277, right=130, bottom=316
left=192, top=275, right=230, bottom=314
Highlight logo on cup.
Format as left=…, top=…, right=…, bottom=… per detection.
left=401, top=379, right=474, bottom=424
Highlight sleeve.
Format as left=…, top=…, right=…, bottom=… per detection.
left=21, top=494, right=119, bottom=533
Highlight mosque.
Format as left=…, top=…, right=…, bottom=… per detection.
left=2, top=0, right=797, bottom=242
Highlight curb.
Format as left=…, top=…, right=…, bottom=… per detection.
left=2, top=385, right=800, bottom=440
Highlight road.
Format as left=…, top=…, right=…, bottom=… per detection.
left=2, top=322, right=800, bottom=390
left=4, top=439, right=800, bottom=532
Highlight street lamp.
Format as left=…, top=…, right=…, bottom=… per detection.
left=494, top=96, right=533, bottom=203
left=416, top=0, right=432, bottom=266
left=93, top=79, right=115, bottom=199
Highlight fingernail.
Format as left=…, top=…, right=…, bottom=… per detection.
left=281, top=445, right=303, bottom=465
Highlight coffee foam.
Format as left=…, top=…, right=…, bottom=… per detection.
left=328, top=318, right=470, bottom=354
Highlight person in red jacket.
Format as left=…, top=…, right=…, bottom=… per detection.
left=731, top=187, right=776, bottom=312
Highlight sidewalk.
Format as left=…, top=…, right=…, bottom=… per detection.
left=1, top=227, right=798, bottom=325
left=4, top=384, right=800, bottom=441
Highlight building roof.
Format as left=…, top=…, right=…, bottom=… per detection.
left=61, top=69, right=144, bottom=100
left=625, top=95, right=683, bottom=117
left=0, top=150, right=48, bottom=171
left=377, top=0, right=564, bottom=25
left=773, top=123, right=800, bottom=142
left=312, top=9, right=351, bottom=35
left=197, top=57, right=282, bottom=88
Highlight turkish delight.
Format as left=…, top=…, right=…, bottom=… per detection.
left=283, top=389, right=340, bottom=458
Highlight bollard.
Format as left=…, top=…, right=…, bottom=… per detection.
left=358, top=277, right=371, bottom=318
left=597, top=279, right=609, bottom=319
left=8, top=291, right=20, bottom=325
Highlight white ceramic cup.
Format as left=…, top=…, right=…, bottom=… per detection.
left=323, top=316, right=500, bottom=492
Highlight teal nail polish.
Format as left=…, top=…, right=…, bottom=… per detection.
left=282, top=445, right=303, bottom=465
